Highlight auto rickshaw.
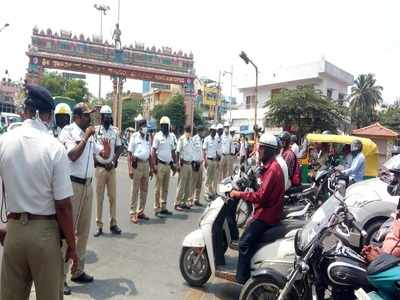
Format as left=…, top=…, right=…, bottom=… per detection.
left=299, top=133, right=379, bottom=183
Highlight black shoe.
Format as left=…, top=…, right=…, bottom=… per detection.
left=93, top=228, right=103, bottom=237
left=110, top=225, right=122, bottom=235
left=155, top=212, right=165, bottom=218
left=71, top=272, right=94, bottom=284
left=194, top=201, right=203, bottom=207
left=160, top=209, right=173, bottom=215
left=64, top=282, right=71, bottom=295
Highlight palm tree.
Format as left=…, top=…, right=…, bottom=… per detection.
left=350, top=74, right=383, bottom=128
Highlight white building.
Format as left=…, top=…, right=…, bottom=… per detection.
left=224, top=59, right=354, bottom=132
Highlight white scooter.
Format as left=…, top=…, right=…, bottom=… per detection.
left=179, top=171, right=303, bottom=286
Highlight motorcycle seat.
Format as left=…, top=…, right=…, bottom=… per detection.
left=256, top=219, right=306, bottom=246
left=286, top=184, right=311, bottom=196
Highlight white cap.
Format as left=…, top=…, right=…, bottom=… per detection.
left=160, top=116, right=171, bottom=126
left=223, top=122, right=230, bottom=127
left=135, top=114, right=144, bottom=121
left=210, top=124, right=217, bottom=130
left=259, top=133, right=278, bottom=149
left=217, top=123, right=224, bottom=130
left=54, top=103, right=72, bottom=116
left=100, top=105, right=112, bottom=114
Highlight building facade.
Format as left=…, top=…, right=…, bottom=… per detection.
left=228, top=59, right=354, bottom=132
left=0, top=80, right=20, bottom=113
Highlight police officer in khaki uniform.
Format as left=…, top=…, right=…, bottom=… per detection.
left=152, top=116, right=177, bottom=218
left=220, top=122, right=234, bottom=180
left=203, top=124, right=220, bottom=196
left=228, top=127, right=238, bottom=176
left=93, top=105, right=123, bottom=237
left=174, top=126, right=194, bottom=211
left=59, top=103, right=111, bottom=290
left=0, top=85, right=78, bottom=300
left=128, top=115, right=153, bottom=223
left=188, top=125, right=205, bottom=207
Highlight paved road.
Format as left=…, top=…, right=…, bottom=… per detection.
left=0, top=159, right=241, bottom=300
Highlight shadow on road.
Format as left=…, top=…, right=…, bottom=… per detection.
left=85, top=250, right=99, bottom=264
left=71, top=277, right=137, bottom=300
left=184, top=281, right=241, bottom=300
left=100, top=232, right=137, bottom=240
left=166, top=213, right=189, bottom=221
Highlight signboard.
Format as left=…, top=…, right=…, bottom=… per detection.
left=62, top=72, right=86, bottom=80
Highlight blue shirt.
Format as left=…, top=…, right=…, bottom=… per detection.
left=343, top=152, right=365, bottom=182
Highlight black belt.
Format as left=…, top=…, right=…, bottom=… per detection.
left=95, top=162, right=108, bottom=168
left=157, top=159, right=169, bottom=165
left=70, top=176, right=92, bottom=185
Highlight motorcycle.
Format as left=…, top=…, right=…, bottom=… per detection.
left=179, top=170, right=304, bottom=287
left=240, top=188, right=372, bottom=300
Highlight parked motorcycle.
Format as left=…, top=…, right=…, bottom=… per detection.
left=179, top=171, right=304, bottom=287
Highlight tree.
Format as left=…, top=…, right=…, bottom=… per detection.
left=266, top=86, right=347, bottom=137
left=121, top=99, right=143, bottom=130
left=152, top=94, right=186, bottom=133
left=40, top=71, right=89, bottom=102
left=350, top=73, right=383, bottom=128
left=194, top=107, right=204, bottom=127
left=378, top=100, right=400, bottom=132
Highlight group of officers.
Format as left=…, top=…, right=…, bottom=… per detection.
left=0, top=84, right=242, bottom=299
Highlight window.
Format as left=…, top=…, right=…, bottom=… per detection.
left=327, top=88, right=333, bottom=99
left=245, top=95, right=255, bottom=109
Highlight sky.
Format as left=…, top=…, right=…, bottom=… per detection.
left=1, top=0, right=399, bottom=103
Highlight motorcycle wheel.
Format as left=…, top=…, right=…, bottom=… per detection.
left=363, top=220, right=386, bottom=246
left=236, top=200, right=252, bottom=228
left=239, top=276, right=283, bottom=300
left=179, top=247, right=211, bottom=287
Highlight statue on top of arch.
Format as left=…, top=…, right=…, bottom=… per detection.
left=112, top=23, right=122, bottom=50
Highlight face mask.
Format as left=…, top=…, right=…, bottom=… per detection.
left=140, top=127, right=147, bottom=135
left=224, top=129, right=229, bottom=134
left=351, top=150, right=359, bottom=157
left=161, top=125, right=169, bottom=136
left=210, top=131, right=216, bottom=138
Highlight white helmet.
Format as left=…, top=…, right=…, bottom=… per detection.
left=160, top=116, right=171, bottom=126
left=100, top=105, right=112, bottom=114
left=217, top=123, right=224, bottom=130
left=223, top=122, right=230, bottom=127
left=259, top=133, right=278, bottom=150
left=135, top=114, right=144, bottom=122
left=54, top=103, right=72, bottom=116
left=210, top=124, right=217, bottom=131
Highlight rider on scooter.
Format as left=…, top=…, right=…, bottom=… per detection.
left=230, top=133, right=285, bottom=284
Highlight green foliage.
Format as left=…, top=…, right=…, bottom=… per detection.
left=350, top=73, right=383, bottom=128
left=122, top=99, right=143, bottom=130
left=152, top=94, right=186, bottom=133
left=194, top=107, right=204, bottom=127
left=266, top=86, right=347, bottom=137
left=40, top=71, right=89, bottom=102
left=378, top=100, right=400, bottom=132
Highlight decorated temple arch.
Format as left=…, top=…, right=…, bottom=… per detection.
left=26, top=27, right=196, bottom=129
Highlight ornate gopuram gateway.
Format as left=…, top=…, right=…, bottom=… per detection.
left=26, top=27, right=196, bottom=128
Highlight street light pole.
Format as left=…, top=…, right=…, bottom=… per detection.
left=215, top=71, right=222, bottom=123
left=239, top=51, right=258, bottom=138
left=0, top=23, right=10, bottom=33
left=223, top=66, right=233, bottom=123
left=94, top=4, right=110, bottom=103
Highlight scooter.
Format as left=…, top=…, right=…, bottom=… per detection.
left=179, top=171, right=303, bottom=287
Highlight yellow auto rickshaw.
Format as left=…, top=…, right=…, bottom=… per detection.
left=299, top=134, right=379, bottom=182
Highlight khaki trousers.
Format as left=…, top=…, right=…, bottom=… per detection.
left=206, top=160, right=218, bottom=195
left=189, top=164, right=203, bottom=203
left=64, top=181, right=93, bottom=279
left=175, top=163, right=192, bottom=206
left=1, top=219, right=63, bottom=300
left=227, top=155, right=235, bottom=177
left=154, top=163, right=171, bottom=212
left=95, top=167, right=117, bottom=228
left=130, top=161, right=150, bottom=215
left=220, top=155, right=230, bottom=180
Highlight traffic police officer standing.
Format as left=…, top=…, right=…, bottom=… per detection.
left=220, top=122, right=233, bottom=180
left=59, top=103, right=111, bottom=288
left=93, top=105, right=123, bottom=237
left=128, top=115, right=153, bottom=223
left=0, top=85, right=78, bottom=300
left=152, top=116, right=177, bottom=218
left=189, top=125, right=205, bottom=207
left=203, top=124, right=220, bottom=196
left=175, top=126, right=194, bottom=211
